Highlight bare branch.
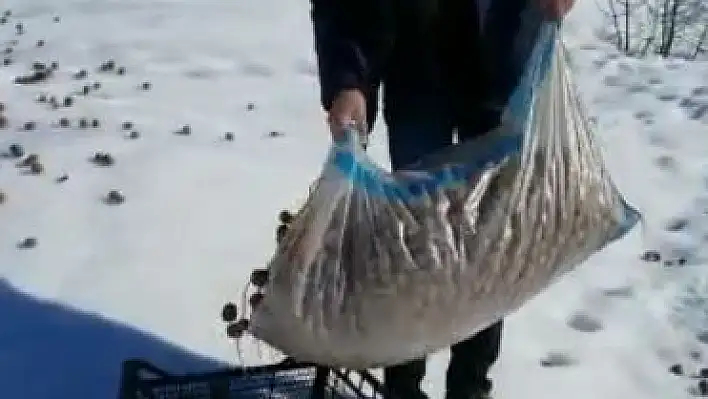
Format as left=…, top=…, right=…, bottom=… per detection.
left=691, top=23, right=708, bottom=59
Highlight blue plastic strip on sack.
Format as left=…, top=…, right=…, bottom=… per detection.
left=329, top=23, right=559, bottom=203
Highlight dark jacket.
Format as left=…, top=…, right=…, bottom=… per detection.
left=310, top=0, right=541, bottom=120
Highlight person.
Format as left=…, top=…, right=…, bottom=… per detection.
left=309, top=0, right=576, bottom=398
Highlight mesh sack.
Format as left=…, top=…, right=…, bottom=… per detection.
left=245, top=21, right=641, bottom=369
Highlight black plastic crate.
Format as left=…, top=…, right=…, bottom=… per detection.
left=118, top=358, right=387, bottom=399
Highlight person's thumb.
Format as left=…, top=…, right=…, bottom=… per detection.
left=350, top=107, right=367, bottom=137
left=329, top=107, right=365, bottom=141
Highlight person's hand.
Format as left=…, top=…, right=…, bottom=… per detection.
left=539, top=0, right=576, bottom=19
left=327, top=88, right=367, bottom=141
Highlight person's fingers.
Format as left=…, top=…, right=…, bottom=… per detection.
left=328, top=112, right=351, bottom=139
left=331, top=119, right=366, bottom=142
left=328, top=111, right=366, bottom=142
left=327, top=89, right=367, bottom=141
left=336, top=115, right=360, bottom=131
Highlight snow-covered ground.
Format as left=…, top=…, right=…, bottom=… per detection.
left=0, top=0, right=706, bottom=398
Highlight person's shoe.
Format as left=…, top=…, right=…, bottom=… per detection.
left=383, top=382, right=428, bottom=399
left=384, top=389, right=428, bottom=399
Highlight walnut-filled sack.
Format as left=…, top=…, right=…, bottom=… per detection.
left=246, top=22, right=641, bottom=369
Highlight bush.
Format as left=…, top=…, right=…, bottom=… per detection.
left=597, top=0, right=708, bottom=59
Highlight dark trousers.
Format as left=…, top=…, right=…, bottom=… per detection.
left=383, top=322, right=503, bottom=399
left=349, top=2, right=541, bottom=397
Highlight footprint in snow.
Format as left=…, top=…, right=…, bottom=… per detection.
left=634, top=110, right=656, bottom=126
left=578, top=43, right=600, bottom=51
left=566, top=311, right=604, bottom=333
left=602, top=75, right=624, bottom=87
left=666, top=217, right=690, bottom=232
left=634, top=110, right=653, bottom=121
left=665, top=62, right=685, bottom=71
left=540, top=351, right=578, bottom=368
left=627, top=83, right=650, bottom=94
left=657, top=91, right=680, bottom=102
left=239, top=62, right=273, bottom=78
left=647, top=132, right=678, bottom=150
left=689, top=105, right=708, bottom=122
left=592, top=57, right=608, bottom=69
left=691, top=86, right=708, bottom=97
left=678, top=94, right=708, bottom=122
left=696, top=331, right=708, bottom=345
left=647, top=76, right=663, bottom=86
left=655, top=154, right=677, bottom=171
left=184, top=67, right=219, bottom=80
left=679, top=97, right=703, bottom=110
left=616, top=62, right=635, bottom=73
left=601, top=285, right=635, bottom=299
